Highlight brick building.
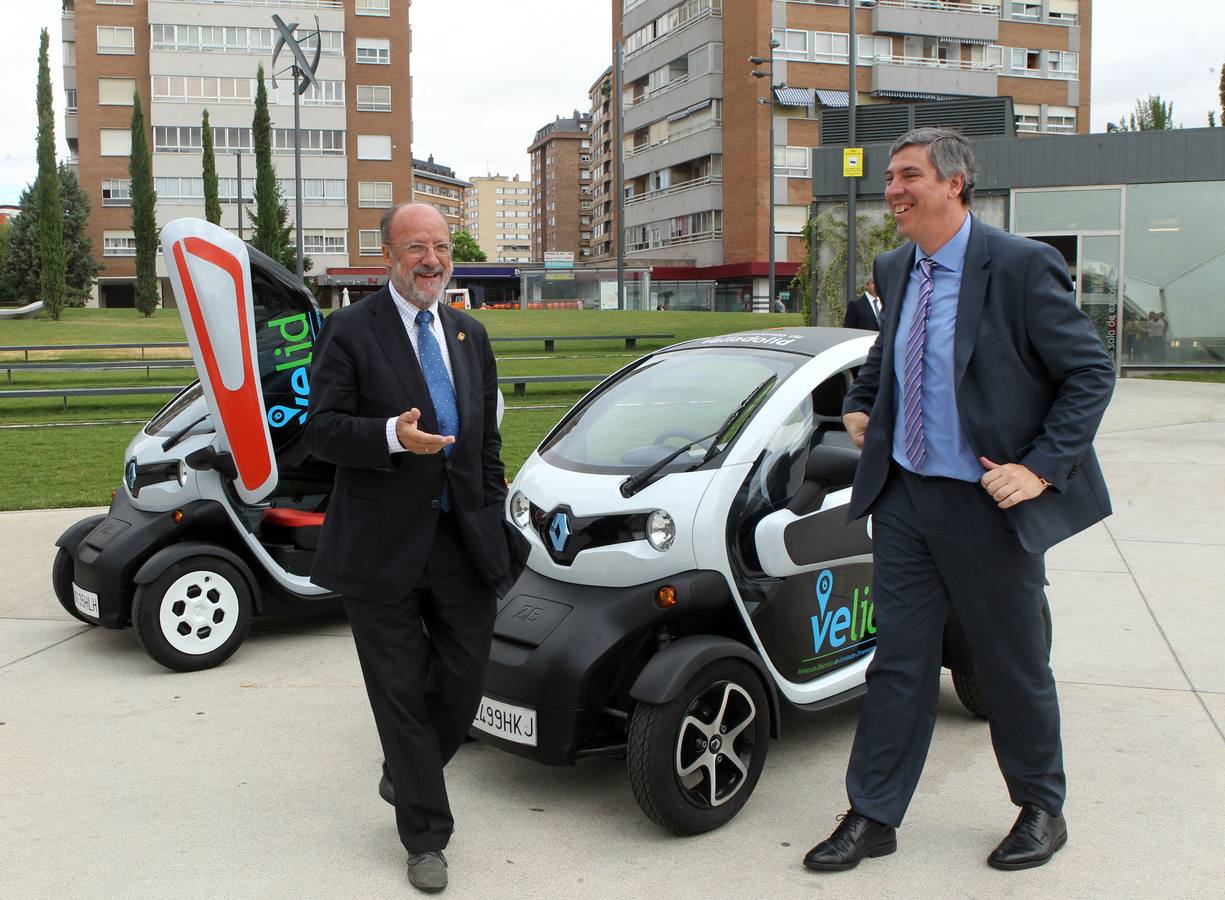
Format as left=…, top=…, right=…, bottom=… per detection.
left=527, top=111, right=593, bottom=261
left=411, top=155, right=470, bottom=235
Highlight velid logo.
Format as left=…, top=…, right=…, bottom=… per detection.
left=548, top=511, right=571, bottom=553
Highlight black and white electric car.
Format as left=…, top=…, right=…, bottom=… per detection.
left=473, top=327, right=1028, bottom=835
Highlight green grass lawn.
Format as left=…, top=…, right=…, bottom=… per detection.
left=1145, top=371, right=1225, bottom=384
left=0, top=308, right=802, bottom=509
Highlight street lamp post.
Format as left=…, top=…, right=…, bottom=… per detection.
left=750, top=39, right=781, bottom=313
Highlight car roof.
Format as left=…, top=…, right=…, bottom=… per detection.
left=663, top=326, right=874, bottom=358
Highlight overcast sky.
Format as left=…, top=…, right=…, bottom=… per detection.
left=2, top=0, right=1222, bottom=203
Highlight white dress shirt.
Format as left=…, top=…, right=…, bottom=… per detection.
left=385, top=282, right=456, bottom=454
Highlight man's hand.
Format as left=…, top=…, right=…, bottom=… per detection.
left=979, top=457, right=1048, bottom=509
left=843, top=412, right=870, bottom=449
left=396, top=408, right=455, bottom=454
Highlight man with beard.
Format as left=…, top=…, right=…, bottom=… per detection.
left=305, top=202, right=525, bottom=893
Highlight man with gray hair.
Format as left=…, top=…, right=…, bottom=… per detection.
left=804, top=128, right=1114, bottom=872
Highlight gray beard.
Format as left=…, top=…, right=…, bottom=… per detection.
left=391, top=261, right=449, bottom=308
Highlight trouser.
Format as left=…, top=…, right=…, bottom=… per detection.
left=846, top=466, right=1065, bottom=828
left=343, top=512, right=496, bottom=853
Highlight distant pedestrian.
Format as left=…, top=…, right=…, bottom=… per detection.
left=843, top=277, right=882, bottom=331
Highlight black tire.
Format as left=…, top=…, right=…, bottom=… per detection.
left=52, top=547, right=96, bottom=625
left=132, top=557, right=253, bottom=672
left=952, top=599, right=1055, bottom=719
left=627, top=658, right=770, bottom=835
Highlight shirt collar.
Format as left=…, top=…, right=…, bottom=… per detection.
left=916, top=211, right=972, bottom=274
left=388, top=279, right=439, bottom=324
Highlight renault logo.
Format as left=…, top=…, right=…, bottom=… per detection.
left=548, top=510, right=571, bottom=553
left=125, top=458, right=138, bottom=496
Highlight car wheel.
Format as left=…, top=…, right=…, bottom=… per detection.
left=952, top=600, right=1054, bottom=719
left=132, top=557, right=253, bottom=672
left=52, top=547, right=96, bottom=625
left=627, top=658, right=770, bottom=835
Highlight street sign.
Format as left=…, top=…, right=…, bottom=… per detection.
left=843, top=148, right=864, bottom=178
left=543, top=251, right=575, bottom=270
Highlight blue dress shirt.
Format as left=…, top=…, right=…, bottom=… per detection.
left=891, top=213, right=982, bottom=481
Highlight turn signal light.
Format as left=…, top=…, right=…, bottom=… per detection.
left=655, top=585, right=678, bottom=609
left=173, top=510, right=185, bottom=524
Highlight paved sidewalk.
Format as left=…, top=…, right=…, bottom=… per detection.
left=2, top=378, right=1223, bottom=899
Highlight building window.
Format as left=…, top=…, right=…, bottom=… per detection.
left=155, top=177, right=205, bottom=201
left=96, top=26, right=135, bottom=55
left=303, top=231, right=347, bottom=256
left=1010, top=1, right=1040, bottom=19
left=857, top=35, right=892, bottom=64
left=356, top=0, right=391, bottom=15
left=97, top=0, right=134, bottom=5
left=1014, top=104, right=1040, bottom=133
left=773, top=146, right=810, bottom=178
left=98, top=78, right=136, bottom=106
left=772, top=29, right=808, bottom=61
left=1048, top=0, right=1080, bottom=24
left=101, top=179, right=131, bottom=207
left=301, top=80, right=345, bottom=107
left=103, top=231, right=137, bottom=256
left=99, top=129, right=132, bottom=156
left=357, top=84, right=392, bottom=112
left=271, top=129, right=345, bottom=155
left=1048, top=51, right=1079, bottom=78
left=356, top=38, right=390, bottom=65
left=153, top=126, right=203, bottom=153
left=357, top=134, right=393, bottom=160
left=278, top=179, right=347, bottom=204
left=1044, top=106, right=1077, bottom=134
left=359, top=181, right=394, bottom=207
left=65, top=90, right=77, bottom=114
left=1010, top=47, right=1042, bottom=75
left=359, top=229, right=383, bottom=256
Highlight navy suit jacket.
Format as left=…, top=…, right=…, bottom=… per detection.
left=843, top=216, right=1115, bottom=553
left=304, top=288, right=526, bottom=599
left=843, top=293, right=881, bottom=331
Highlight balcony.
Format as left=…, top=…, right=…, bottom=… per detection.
left=873, top=0, right=998, bottom=42
left=871, top=56, right=998, bottom=99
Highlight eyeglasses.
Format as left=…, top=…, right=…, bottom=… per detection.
left=393, top=242, right=453, bottom=258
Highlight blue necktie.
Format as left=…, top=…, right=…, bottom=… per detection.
left=414, top=309, right=459, bottom=509
left=902, top=258, right=935, bottom=470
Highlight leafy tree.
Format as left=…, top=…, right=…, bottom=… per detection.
left=36, top=28, right=66, bottom=319
left=1211, top=111, right=1218, bottom=128
left=1118, top=95, right=1176, bottom=131
left=129, top=88, right=159, bottom=316
left=248, top=65, right=304, bottom=273
left=2, top=167, right=102, bottom=307
left=791, top=207, right=902, bottom=325
left=0, top=218, right=10, bottom=302
left=450, top=229, right=487, bottom=262
left=201, top=109, right=222, bottom=226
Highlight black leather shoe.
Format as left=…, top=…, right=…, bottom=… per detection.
left=988, top=805, right=1067, bottom=870
left=804, top=811, right=897, bottom=871
left=379, top=763, right=396, bottom=806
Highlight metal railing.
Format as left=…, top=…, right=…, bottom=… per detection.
left=158, top=0, right=344, bottom=9
left=874, top=0, right=1001, bottom=16
left=883, top=54, right=999, bottom=72
left=625, top=175, right=721, bottom=206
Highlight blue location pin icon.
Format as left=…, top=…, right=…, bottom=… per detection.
left=816, top=569, right=833, bottom=617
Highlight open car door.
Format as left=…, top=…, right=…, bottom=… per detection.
left=161, top=218, right=325, bottom=504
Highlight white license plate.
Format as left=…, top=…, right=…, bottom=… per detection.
left=72, top=583, right=100, bottom=618
left=472, top=695, right=537, bottom=747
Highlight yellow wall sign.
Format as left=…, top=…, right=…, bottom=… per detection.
left=843, top=148, right=864, bottom=178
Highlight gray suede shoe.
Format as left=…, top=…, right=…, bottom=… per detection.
left=406, top=851, right=447, bottom=893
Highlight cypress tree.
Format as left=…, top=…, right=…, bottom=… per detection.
left=129, top=88, right=159, bottom=316
left=201, top=109, right=222, bottom=225
left=249, top=65, right=296, bottom=271
left=36, top=28, right=66, bottom=320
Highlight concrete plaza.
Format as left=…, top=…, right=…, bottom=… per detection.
left=2, top=378, right=1223, bottom=898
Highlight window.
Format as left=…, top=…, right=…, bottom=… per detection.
left=97, top=0, right=134, bottom=5
left=1010, top=2, right=1040, bottom=19
left=96, top=26, right=135, bottom=55
left=153, top=126, right=203, bottom=153
left=1011, top=47, right=1041, bottom=74
left=359, top=229, right=383, bottom=256
left=357, top=85, right=392, bottom=112
left=103, top=231, right=137, bottom=256
left=356, top=38, right=390, bottom=64
left=65, top=90, right=77, bottom=114
left=272, top=129, right=345, bottom=155
left=811, top=31, right=850, bottom=63
left=1049, top=51, right=1078, bottom=78
left=303, top=231, right=347, bottom=255
left=1044, top=106, right=1076, bottom=134
left=99, top=129, right=131, bottom=156
left=359, top=181, right=393, bottom=207
left=155, top=177, right=205, bottom=201
left=98, top=78, right=136, bottom=105
left=357, top=134, right=393, bottom=159
left=356, top=0, right=391, bottom=14
left=1014, top=104, right=1040, bottom=133
left=64, top=43, right=76, bottom=66
left=1048, top=0, right=1080, bottom=24
left=773, top=146, right=810, bottom=178
left=857, top=35, right=891, bottom=64
left=772, top=29, right=808, bottom=61
left=301, top=80, right=345, bottom=107
left=101, top=179, right=131, bottom=207
left=277, top=179, right=347, bottom=204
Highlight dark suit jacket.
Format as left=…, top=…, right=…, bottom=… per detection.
left=843, top=216, right=1115, bottom=554
left=303, top=288, right=525, bottom=599
left=843, top=293, right=881, bottom=331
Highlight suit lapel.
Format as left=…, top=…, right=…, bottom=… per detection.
left=369, top=288, right=439, bottom=429
left=439, top=304, right=475, bottom=446
left=954, top=216, right=991, bottom=388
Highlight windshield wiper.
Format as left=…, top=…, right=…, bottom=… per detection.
left=618, top=375, right=777, bottom=499
left=161, top=413, right=213, bottom=452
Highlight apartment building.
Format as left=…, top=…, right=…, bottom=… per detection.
left=411, top=155, right=470, bottom=235
left=62, top=0, right=412, bottom=308
left=613, top=0, right=1091, bottom=304
left=462, top=174, right=533, bottom=263
left=527, top=111, right=593, bottom=260
left=587, top=67, right=616, bottom=261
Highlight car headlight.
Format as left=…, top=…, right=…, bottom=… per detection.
left=646, top=509, right=675, bottom=551
left=177, top=459, right=189, bottom=487
left=509, top=491, right=531, bottom=528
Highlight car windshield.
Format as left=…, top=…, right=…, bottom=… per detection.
left=540, top=347, right=804, bottom=474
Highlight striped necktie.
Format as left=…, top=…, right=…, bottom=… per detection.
left=902, top=258, right=935, bottom=469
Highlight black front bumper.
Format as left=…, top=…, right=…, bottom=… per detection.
left=476, top=565, right=731, bottom=766
left=60, top=493, right=230, bottom=628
